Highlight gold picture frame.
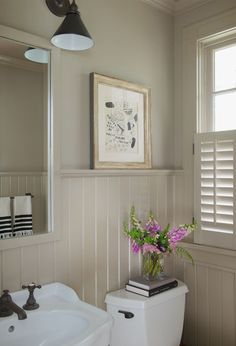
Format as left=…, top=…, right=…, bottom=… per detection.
left=90, top=73, right=152, bottom=169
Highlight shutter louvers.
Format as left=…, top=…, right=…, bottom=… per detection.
left=195, top=131, right=236, bottom=249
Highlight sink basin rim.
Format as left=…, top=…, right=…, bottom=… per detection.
left=0, top=282, right=113, bottom=346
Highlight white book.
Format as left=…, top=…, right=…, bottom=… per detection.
left=128, top=274, right=175, bottom=290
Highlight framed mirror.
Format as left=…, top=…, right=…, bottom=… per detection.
left=0, top=25, right=61, bottom=249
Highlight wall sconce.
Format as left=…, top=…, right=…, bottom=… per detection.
left=46, top=0, right=94, bottom=51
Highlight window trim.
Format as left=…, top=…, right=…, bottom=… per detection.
left=195, top=28, right=236, bottom=250
left=197, top=29, right=236, bottom=133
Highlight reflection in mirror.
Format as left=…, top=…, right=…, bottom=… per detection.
left=0, top=37, right=51, bottom=239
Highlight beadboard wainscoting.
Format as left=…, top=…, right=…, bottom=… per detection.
left=0, top=172, right=47, bottom=234
left=0, top=170, right=184, bottom=306
left=59, top=169, right=185, bottom=308
left=166, top=244, right=236, bottom=346
left=1, top=169, right=236, bottom=345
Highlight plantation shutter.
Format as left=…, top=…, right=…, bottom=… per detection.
left=194, top=130, right=236, bottom=249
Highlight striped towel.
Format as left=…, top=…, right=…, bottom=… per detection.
left=0, top=197, right=12, bottom=237
left=0, top=195, right=33, bottom=239
left=13, top=196, right=33, bottom=236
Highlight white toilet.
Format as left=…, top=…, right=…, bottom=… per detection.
left=105, top=280, right=188, bottom=346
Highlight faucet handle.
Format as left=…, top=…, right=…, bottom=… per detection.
left=22, top=283, right=41, bottom=310
left=22, top=283, right=41, bottom=291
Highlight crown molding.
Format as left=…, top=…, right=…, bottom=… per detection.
left=140, top=0, right=213, bottom=16
left=175, top=0, right=213, bottom=15
left=141, top=0, right=174, bottom=14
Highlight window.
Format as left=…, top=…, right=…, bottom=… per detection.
left=195, top=30, right=236, bottom=249
left=214, top=45, right=236, bottom=131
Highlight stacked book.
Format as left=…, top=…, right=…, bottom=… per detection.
left=125, top=274, right=178, bottom=297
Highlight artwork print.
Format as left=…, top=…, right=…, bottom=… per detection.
left=91, top=73, right=151, bottom=169
left=98, top=84, right=144, bottom=163
left=105, top=92, right=139, bottom=155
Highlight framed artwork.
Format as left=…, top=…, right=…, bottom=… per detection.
left=90, top=73, right=152, bottom=169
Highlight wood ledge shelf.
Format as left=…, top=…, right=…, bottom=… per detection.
left=60, top=169, right=184, bottom=178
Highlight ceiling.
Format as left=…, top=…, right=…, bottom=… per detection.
left=140, top=0, right=213, bottom=15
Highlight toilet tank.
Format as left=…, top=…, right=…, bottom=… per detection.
left=105, top=280, right=188, bottom=346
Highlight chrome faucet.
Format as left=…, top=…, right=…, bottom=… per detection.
left=0, top=290, right=27, bottom=320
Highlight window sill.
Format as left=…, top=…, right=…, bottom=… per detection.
left=178, top=240, right=236, bottom=271
left=180, top=240, right=236, bottom=257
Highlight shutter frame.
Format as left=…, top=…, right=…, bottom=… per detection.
left=194, top=130, right=236, bottom=249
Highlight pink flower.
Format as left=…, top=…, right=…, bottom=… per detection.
left=131, top=240, right=140, bottom=254
left=168, top=226, right=188, bottom=246
left=142, top=244, right=161, bottom=254
left=146, top=218, right=162, bottom=233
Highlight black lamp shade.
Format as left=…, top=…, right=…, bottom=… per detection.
left=51, top=12, right=94, bottom=51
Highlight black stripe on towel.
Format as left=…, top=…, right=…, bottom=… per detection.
left=0, top=216, right=11, bottom=221
left=15, top=214, right=32, bottom=219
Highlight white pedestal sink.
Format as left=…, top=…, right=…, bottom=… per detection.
left=0, top=282, right=112, bottom=346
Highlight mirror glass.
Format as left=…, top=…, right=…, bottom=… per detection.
left=0, top=37, right=51, bottom=239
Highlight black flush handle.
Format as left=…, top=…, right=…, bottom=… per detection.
left=118, top=310, right=134, bottom=319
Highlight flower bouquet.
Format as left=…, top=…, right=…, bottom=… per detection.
left=123, top=207, right=195, bottom=281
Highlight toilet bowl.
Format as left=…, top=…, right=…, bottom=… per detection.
left=105, top=280, right=188, bottom=346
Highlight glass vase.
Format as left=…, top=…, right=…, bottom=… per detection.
left=142, top=252, right=164, bottom=281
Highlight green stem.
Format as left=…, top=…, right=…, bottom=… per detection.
left=142, top=253, right=163, bottom=280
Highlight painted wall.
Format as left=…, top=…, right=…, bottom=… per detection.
left=0, top=62, right=44, bottom=171
left=1, top=2, right=236, bottom=345
left=0, top=0, right=176, bottom=298
left=0, top=0, right=175, bottom=169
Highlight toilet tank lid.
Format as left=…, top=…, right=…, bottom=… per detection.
left=105, top=280, right=188, bottom=309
